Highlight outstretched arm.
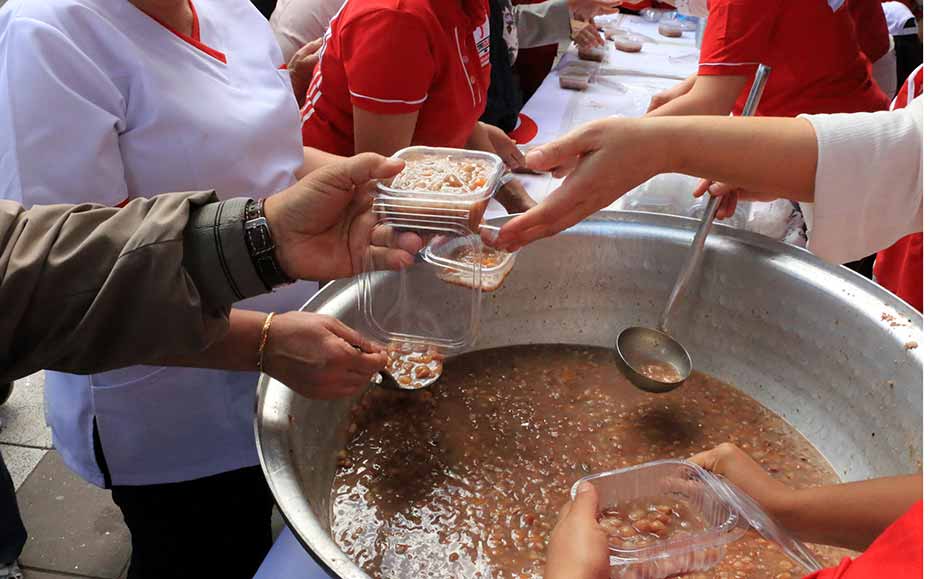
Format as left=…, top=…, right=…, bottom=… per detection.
left=691, top=444, right=922, bottom=553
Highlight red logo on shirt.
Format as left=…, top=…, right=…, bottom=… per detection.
left=475, top=17, right=490, bottom=68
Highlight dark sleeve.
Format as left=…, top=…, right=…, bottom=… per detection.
left=0, top=192, right=268, bottom=382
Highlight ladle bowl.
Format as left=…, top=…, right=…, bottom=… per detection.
left=616, top=326, right=692, bottom=393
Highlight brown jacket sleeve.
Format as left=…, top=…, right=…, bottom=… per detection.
left=0, top=192, right=268, bottom=382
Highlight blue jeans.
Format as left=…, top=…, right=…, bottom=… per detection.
left=0, top=453, right=26, bottom=564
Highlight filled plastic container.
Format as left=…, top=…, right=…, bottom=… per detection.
left=376, top=147, right=508, bottom=231
left=571, top=460, right=823, bottom=579
left=578, top=43, right=607, bottom=62
left=559, top=70, right=591, bottom=91
left=613, top=34, right=644, bottom=53
left=658, top=21, right=684, bottom=38
left=426, top=226, right=518, bottom=292
left=561, top=60, right=600, bottom=76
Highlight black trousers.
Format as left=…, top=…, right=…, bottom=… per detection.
left=250, top=0, right=277, bottom=18
left=110, top=466, right=275, bottom=579
left=894, top=32, right=923, bottom=93
left=0, top=453, right=27, bottom=564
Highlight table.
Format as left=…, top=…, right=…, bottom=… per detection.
left=486, top=15, right=805, bottom=246
left=486, top=13, right=698, bottom=219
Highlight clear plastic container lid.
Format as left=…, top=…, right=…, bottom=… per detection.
left=358, top=216, right=483, bottom=353
left=571, top=460, right=823, bottom=578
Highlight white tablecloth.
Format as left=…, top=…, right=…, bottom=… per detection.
left=486, top=16, right=805, bottom=246
left=486, top=14, right=697, bottom=219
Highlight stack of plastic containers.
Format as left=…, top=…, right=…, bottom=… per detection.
left=359, top=147, right=517, bottom=356
left=572, top=460, right=824, bottom=579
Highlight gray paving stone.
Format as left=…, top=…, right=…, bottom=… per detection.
left=0, top=444, right=45, bottom=490
left=17, top=452, right=130, bottom=579
left=0, top=372, right=52, bottom=449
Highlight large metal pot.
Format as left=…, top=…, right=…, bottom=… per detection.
left=255, top=211, right=923, bottom=577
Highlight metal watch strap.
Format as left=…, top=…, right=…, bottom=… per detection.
left=244, top=199, right=294, bottom=290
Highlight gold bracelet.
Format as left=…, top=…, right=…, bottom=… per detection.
left=257, top=312, right=276, bottom=373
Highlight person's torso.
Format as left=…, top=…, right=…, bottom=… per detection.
left=271, top=0, right=345, bottom=60
left=300, top=0, right=492, bottom=155
left=848, top=0, right=890, bottom=64
left=873, top=65, right=923, bottom=312
left=727, top=0, right=889, bottom=116
left=0, top=0, right=315, bottom=486
left=481, top=0, right=522, bottom=132
left=805, top=501, right=922, bottom=579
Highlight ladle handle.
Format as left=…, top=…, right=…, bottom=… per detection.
left=658, top=64, right=772, bottom=335
left=659, top=195, right=721, bottom=334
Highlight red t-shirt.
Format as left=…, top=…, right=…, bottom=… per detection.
left=873, top=65, right=924, bottom=312
left=619, top=0, right=673, bottom=10
left=301, top=0, right=492, bottom=155
left=849, top=0, right=890, bottom=63
left=804, top=501, right=922, bottom=579
left=698, top=0, right=889, bottom=117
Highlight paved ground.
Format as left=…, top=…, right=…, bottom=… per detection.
left=2, top=373, right=131, bottom=578
left=2, top=374, right=287, bottom=578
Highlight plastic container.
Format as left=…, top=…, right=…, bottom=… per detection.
left=578, top=43, right=607, bottom=62
left=559, top=70, right=591, bottom=90
left=676, top=14, right=699, bottom=31
left=560, top=60, right=600, bottom=75
left=639, top=7, right=663, bottom=22
left=658, top=21, right=684, bottom=38
left=376, top=147, right=508, bottom=231
left=426, top=226, right=519, bottom=292
left=613, top=34, right=644, bottom=53
left=358, top=217, right=483, bottom=354
left=571, top=460, right=823, bottom=579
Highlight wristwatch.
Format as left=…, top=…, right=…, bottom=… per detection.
left=244, top=198, right=295, bottom=290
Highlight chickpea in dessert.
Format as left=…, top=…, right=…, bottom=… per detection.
left=599, top=498, right=703, bottom=549
left=385, top=342, right=444, bottom=389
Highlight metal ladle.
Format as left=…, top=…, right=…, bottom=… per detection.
left=356, top=346, right=440, bottom=392
left=617, top=64, right=772, bottom=393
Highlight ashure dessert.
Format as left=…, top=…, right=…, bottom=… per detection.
left=436, top=244, right=517, bottom=292
left=391, top=153, right=496, bottom=194
left=599, top=498, right=704, bottom=549
left=332, top=345, right=849, bottom=579
left=385, top=342, right=444, bottom=389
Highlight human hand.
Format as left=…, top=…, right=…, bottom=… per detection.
left=494, top=117, right=665, bottom=250
left=265, top=153, right=424, bottom=281
left=573, top=21, right=605, bottom=49
left=494, top=178, right=537, bottom=215
left=689, top=443, right=793, bottom=519
left=569, top=0, right=620, bottom=20
left=484, top=124, right=526, bottom=170
left=647, top=75, right=696, bottom=113
left=691, top=179, right=783, bottom=220
left=288, top=38, right=323, bottom=107
left=262, top=312, right=386, bottom=399
left=545, top=481, right=610, bottom=579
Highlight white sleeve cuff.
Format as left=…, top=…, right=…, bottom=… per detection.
left=800, top=100, right=923, bottom=264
